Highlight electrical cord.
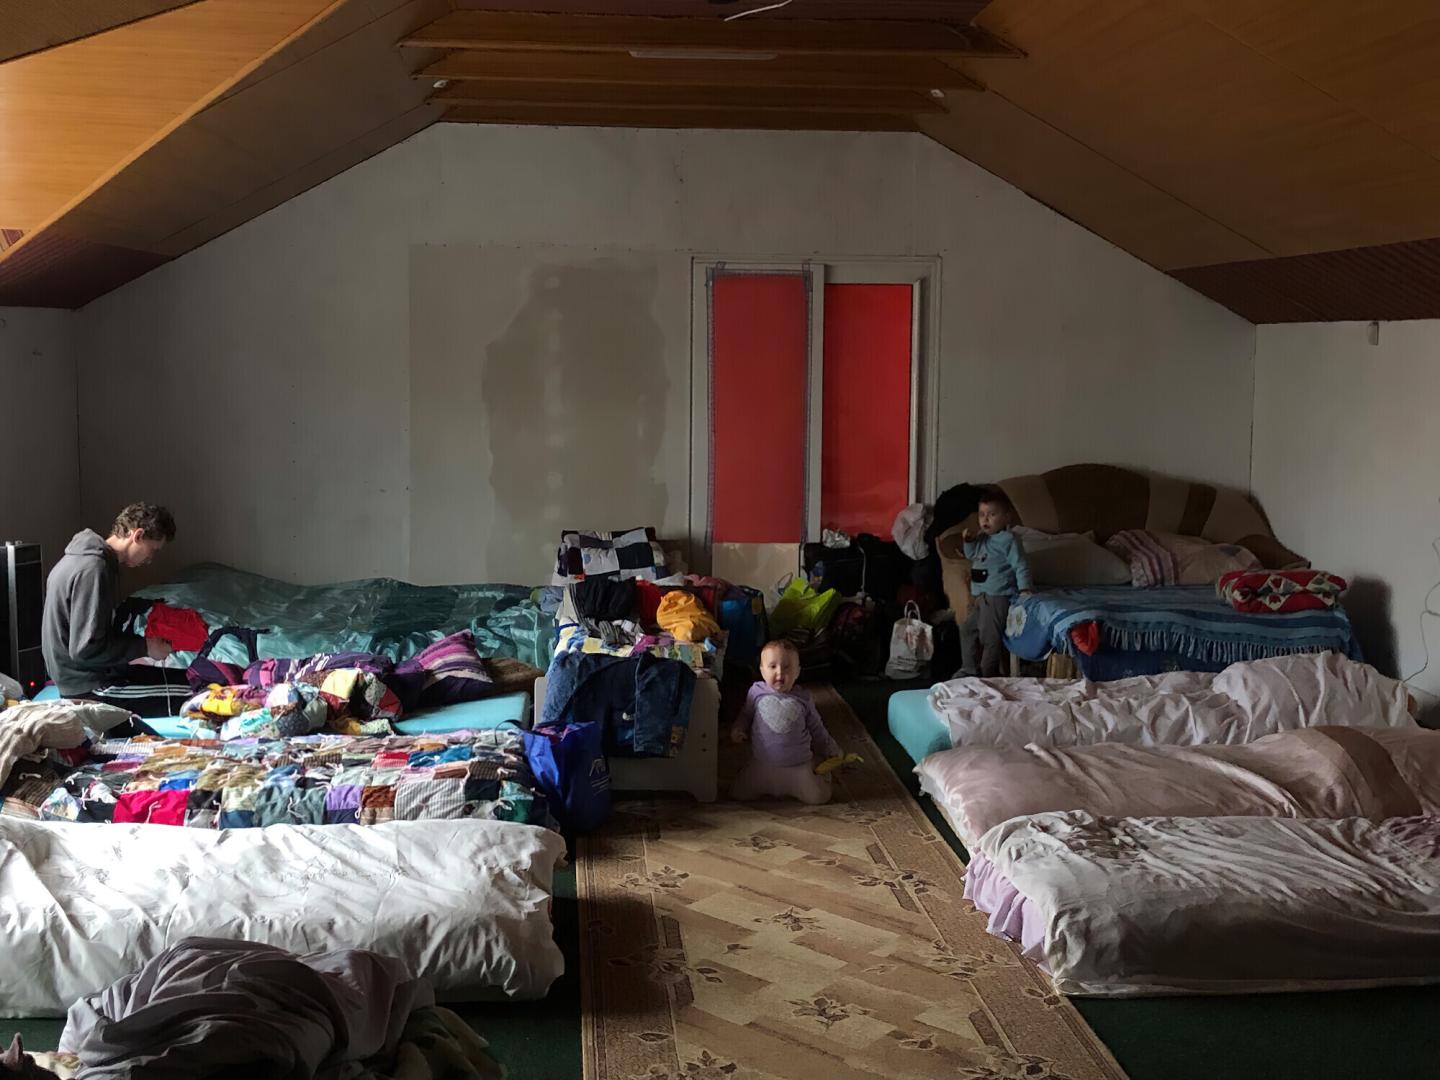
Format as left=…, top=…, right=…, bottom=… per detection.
left=1401, top=516, right=1440, bottom=701
left=724, top=0, right=796, bottom=21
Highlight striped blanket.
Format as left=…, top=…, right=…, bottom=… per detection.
left=1006, top=585, right=1360, bottom=668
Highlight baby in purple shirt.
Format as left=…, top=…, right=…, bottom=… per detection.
left=729, top=639, right=843, bottom=805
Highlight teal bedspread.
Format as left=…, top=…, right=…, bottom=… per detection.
left=134, top=563, right=555, bottom=668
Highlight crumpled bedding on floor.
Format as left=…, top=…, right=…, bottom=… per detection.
left=0, top=700, right=135, bottom=792
left=12, top=937, right=503, bottom=1079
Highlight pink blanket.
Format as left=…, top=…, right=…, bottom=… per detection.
left=921, top=725, right=1437, bottom=850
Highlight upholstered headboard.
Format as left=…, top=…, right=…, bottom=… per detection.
left=986, top=464, right=1303, bottom=569
left=934, top=464, right=1306, bottom=616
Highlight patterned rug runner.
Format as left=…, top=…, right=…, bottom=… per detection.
left=577, top=685, right=1127, bottom=1080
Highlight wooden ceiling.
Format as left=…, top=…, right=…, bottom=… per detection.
left=3, top=0, right=1440, bottom=320
left=928, top=0, right=1440, bottom=320
left=0, top=0, right=449, bottom=306
left=0, top=1, right=200, bottom=63
left=0, top=0, right=344, bottom=232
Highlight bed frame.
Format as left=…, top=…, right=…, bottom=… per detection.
left=531, top=675, right=719, bottom=802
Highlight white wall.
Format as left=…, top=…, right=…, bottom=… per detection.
left=75, top=124, right=1255, bottom=586
left=1253, top=321, right=1440, bottom=708
left=0, top=307, right=79, bottom=568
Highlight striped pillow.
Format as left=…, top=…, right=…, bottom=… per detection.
left=1104, top=530, right=1178, bottom=588
left=394, top=630, right=494, bottom=707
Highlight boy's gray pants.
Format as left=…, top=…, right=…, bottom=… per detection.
left=959, top=593, right=1011, bottom=678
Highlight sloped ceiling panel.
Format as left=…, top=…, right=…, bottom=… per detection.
left=0, top=1, right=202, bottom=63
left=1172, top=236, right=1440, bottom=323
left=0, top=0, right=446, bottom=308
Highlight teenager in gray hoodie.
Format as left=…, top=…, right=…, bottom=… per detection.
left=41, top=503, right=185, bottom=720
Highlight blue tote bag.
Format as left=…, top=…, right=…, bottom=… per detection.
left=523, top=721, right=612, bottom=831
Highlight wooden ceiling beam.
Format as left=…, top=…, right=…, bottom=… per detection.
left=430, top=81, right=948, bottom=114
left=420, top=50, right=981, bottom=92
left=403, top=11, right=1021, bottom=60
left=442, top=103, right=918, bottom=131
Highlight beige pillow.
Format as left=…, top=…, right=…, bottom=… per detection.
left=1013, top=527, right=1132, bottom=587
left=1153, top=532, right=1261, bottom=585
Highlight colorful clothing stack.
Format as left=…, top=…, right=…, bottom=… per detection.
left=182, top=667, right=402, bottom=740
left=554, top=622, right=721, bottom=674
left=33, top=731, right=551, bottom=830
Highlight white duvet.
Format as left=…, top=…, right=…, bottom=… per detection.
left=0, top=818, right=567, bottom=1017
left=975, top=811, right=1440, bottom=997
left=930, top=652, right=1414, bottom=749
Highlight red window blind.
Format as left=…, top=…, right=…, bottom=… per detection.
left=821, top=283, right=913, bottom=539
left=708, top=272, right=810, bottom=543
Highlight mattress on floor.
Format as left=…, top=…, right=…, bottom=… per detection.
left=967, top=811, right=1440, bottom=997
left=0, top=817, right=567, bottom=1016
left=920, top=725, right=1440, bottom=850
left=929, top=653, right=1414, bottom=752
left=887, top=688, right=950, bottom=764
left=394, top=692, right=531, bottom=734
left=32, top=685, right=531, bottom=738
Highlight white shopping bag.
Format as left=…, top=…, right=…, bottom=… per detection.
left=884, top=601, right=934, bottom=680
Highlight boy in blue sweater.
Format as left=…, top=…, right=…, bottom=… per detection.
left=959, top=486, right=1032, bottom=677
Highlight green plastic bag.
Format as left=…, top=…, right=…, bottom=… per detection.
left=769, top=575, right=842, bottom=639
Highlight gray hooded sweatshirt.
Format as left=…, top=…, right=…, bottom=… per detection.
left=41, top=529, right=146, bottom=695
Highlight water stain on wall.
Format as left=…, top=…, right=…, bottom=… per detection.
left=482, top=261, right=670, bottom=575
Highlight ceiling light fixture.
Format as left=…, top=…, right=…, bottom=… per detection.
left=628, top=48, right=778, bottom=60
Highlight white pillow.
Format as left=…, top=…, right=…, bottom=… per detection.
left=1012, top=527, right=1132, bottom=587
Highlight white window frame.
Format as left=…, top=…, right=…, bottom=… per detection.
left=689, top=255, right=941, bottom=555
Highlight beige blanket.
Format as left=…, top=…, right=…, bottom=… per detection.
left=921, top=725, right=1438, bottom=850
left=0, top=700, right=135, bottom=791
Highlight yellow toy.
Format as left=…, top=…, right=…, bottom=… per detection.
left=814, top=752, right=863, bottom=776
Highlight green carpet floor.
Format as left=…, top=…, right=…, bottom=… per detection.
left=7, top=679, right=1440, bottom=1079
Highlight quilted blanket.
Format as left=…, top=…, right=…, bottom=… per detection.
left=1218, top=568, right=1348, bottom=613
left=21, top=731, right=553, bottom=831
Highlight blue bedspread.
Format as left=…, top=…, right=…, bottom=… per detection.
left=1006, top=586, right=1361, bottom=671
